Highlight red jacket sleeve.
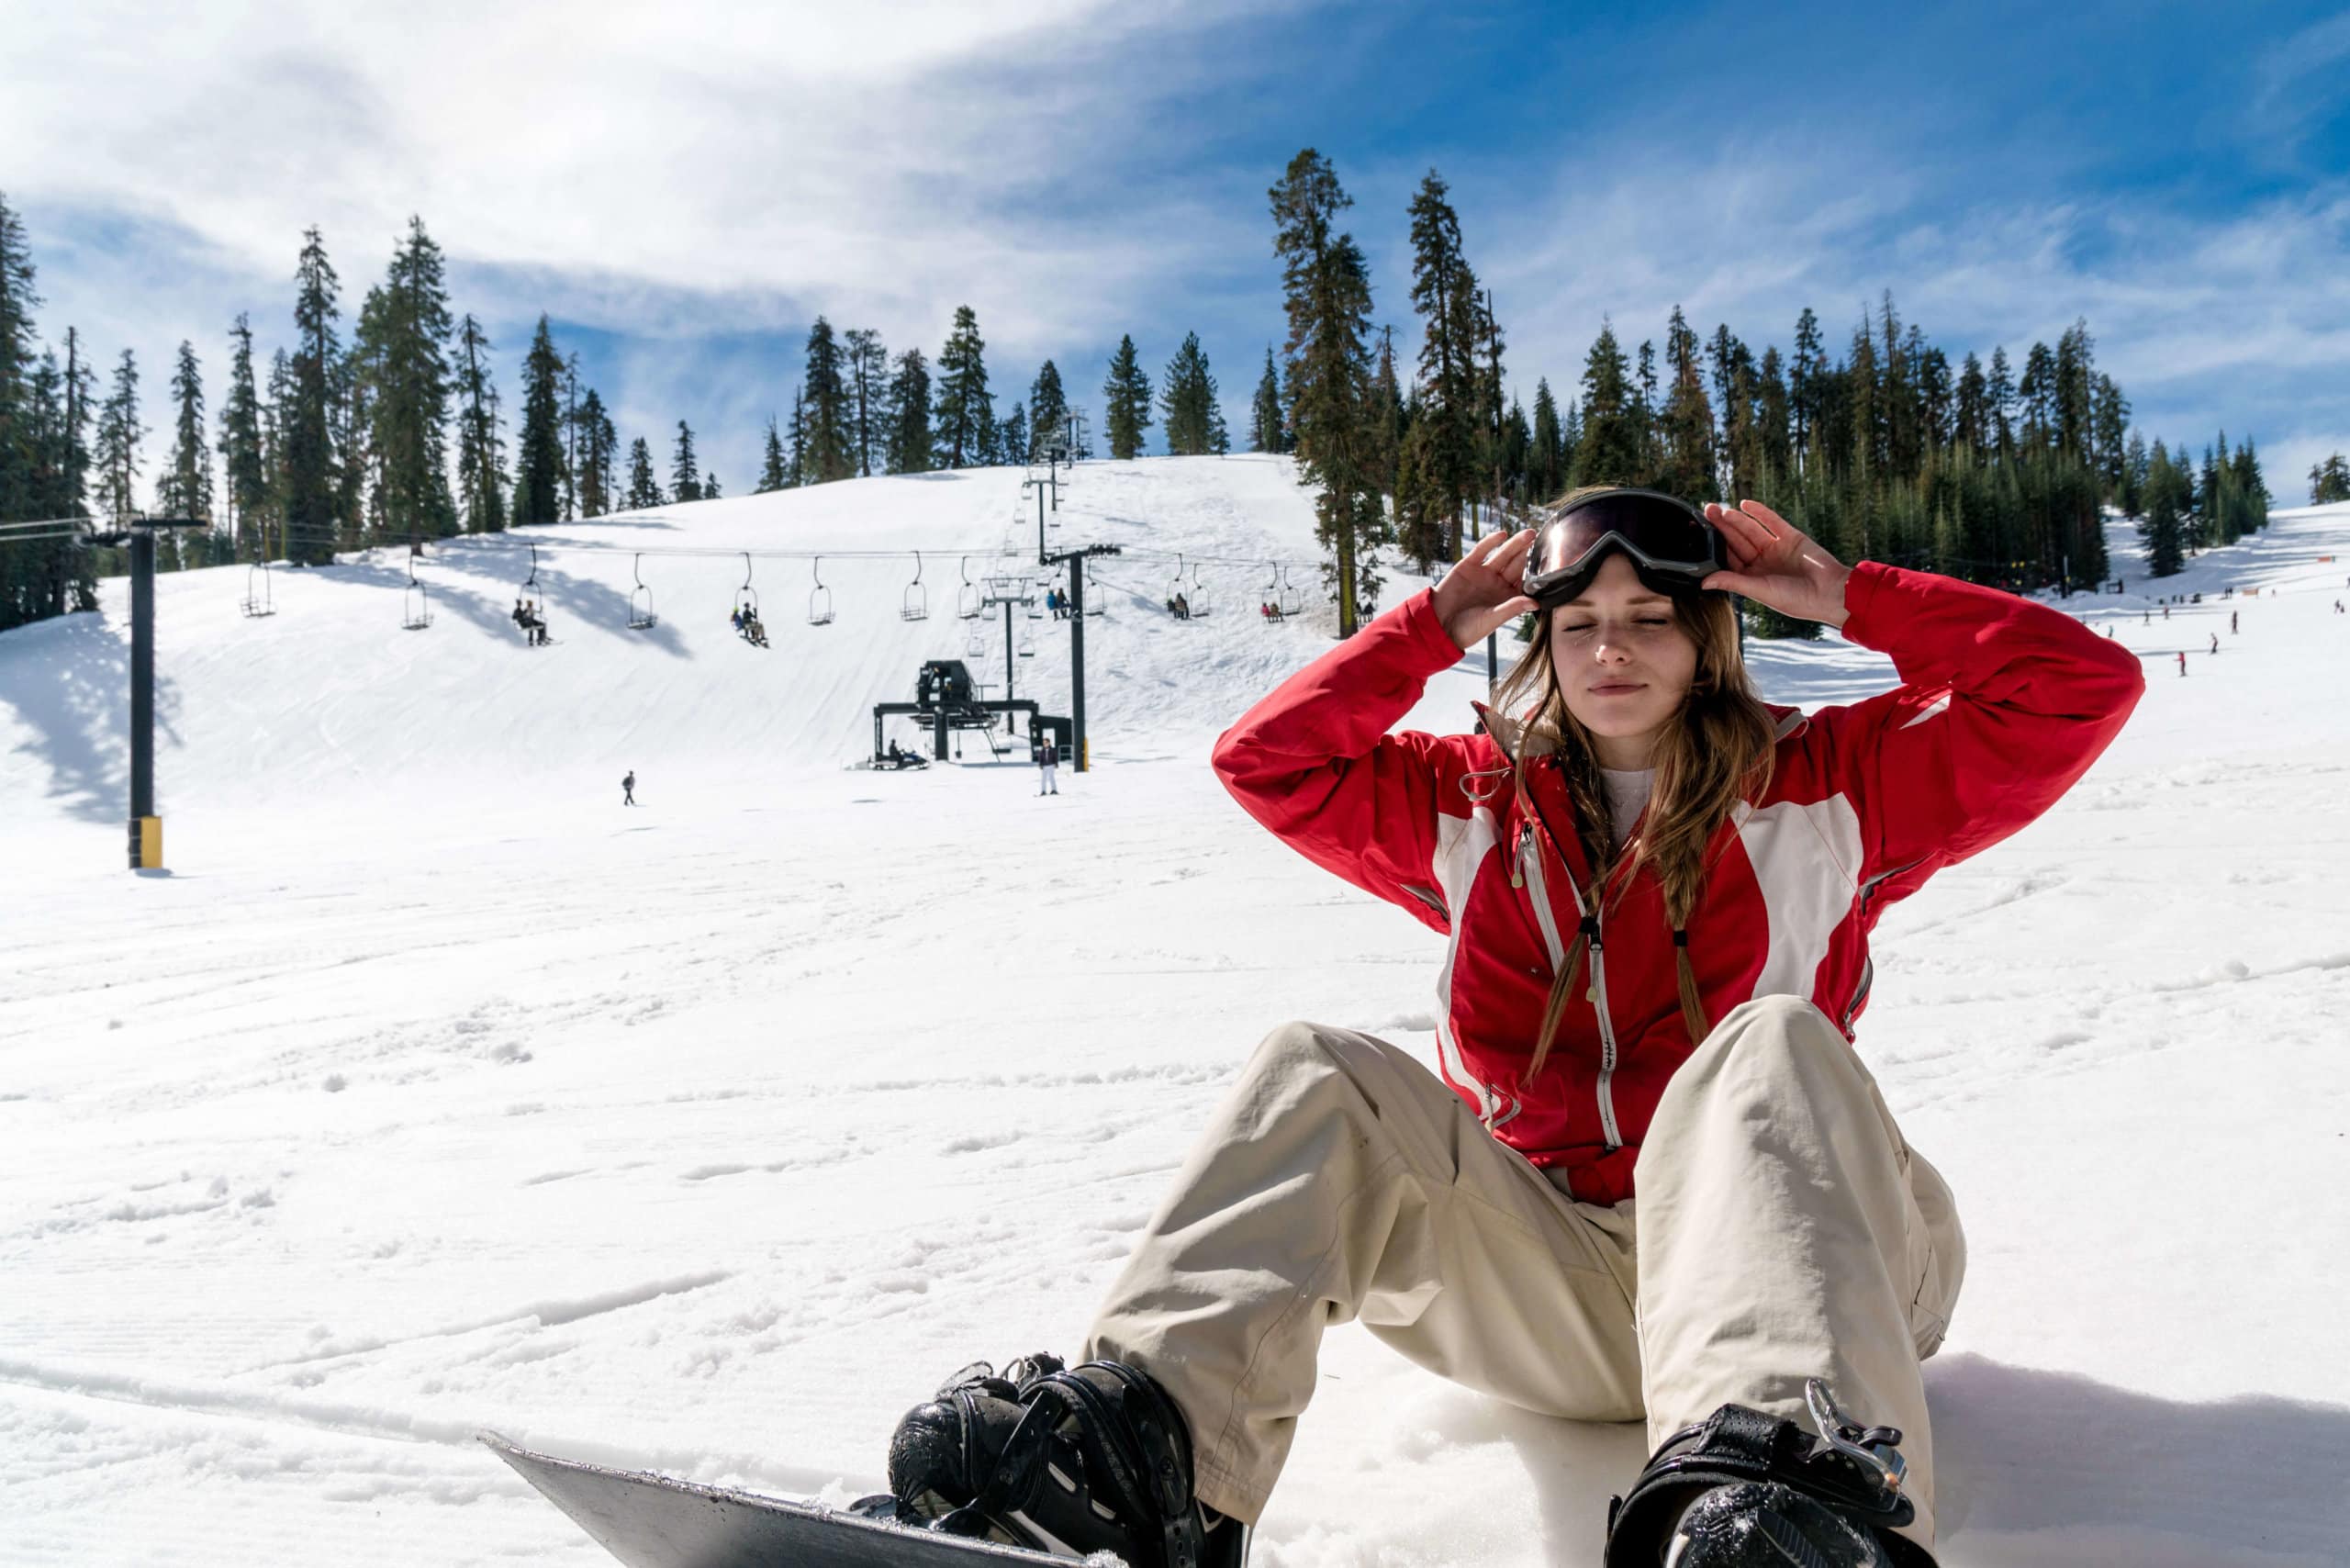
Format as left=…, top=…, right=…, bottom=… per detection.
left=1210, top=589, right=1475, bottom=932
left=1821, top=562, right=2145, bottom=884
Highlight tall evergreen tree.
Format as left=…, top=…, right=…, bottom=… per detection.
left=624, top=436, right=663, bottom=509
left=1407, top=171, right=1483, bottom=561
left=512, top=315, right=565, bottom=524
left=92, top=348, right=143, bottom=521
left=801, top=316, right=854, bottom=483
left=156, top=340, right=212, bottom=529
left=219, top=315, right=266, bottom=554
left=1659, top=306, right=1716, bottom=501
left=576, top=387, right=614, bottom=517
left=2140, top=440, right=2186, bottom=576
left=1002, top=400, right=1029, bottom=465
left=285, top=227, right=343, bottom=564
left=453, top=313, right=507, bottom=532
left=886, top=348, right=932, bottom=475
left=1248, top=348, right=1283, bottom=454
left=931, top=306, right=990, bottom=470
left=1028, top=360, right=1069, bottom=455
left=1102, top=336, right=1153, bottom=460
left=670, top=420, right=701, bottom=502
left=845, top=327, right=887, bottom=477
left=1576, top=321, right=1639, bottom=485
left=359, top=217, right=457, bottom=543
left=0, top=192, right=39, bottom=526
left=1270, top=148, right=1380, bottom=635
left=757, top=415, right=789, bottom=492
left=1529, top=376, right=1563, bottom=499
left=1159, top=332, right=1223, bottom=456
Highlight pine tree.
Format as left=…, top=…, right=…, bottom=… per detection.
left=1369, top=326, right=1404, bottom=500
left=285, top=227, right=342, bottom=564
left=364, top=218, right=456, bottom=541
left=802, top=317, right=854, bottom=483
left=2310, top=453, right=2350, bottom=505
left=1159, top=332, right=1222, bottom=456
left=560, top=353, right=581, bottom=520
left=156, top=340, right=212, bottom=531
left=1270, top=148, right=1380, bottom=635
left=1577, top=321, right=1639, bottom=486
left=0, top=192, right=39, bottom=528
left=1529, top=376, right=1563, bottom=499
left=1002, top=401, right=1029, bottom=465
left=510, top=316, right=565, bottom=524
left=624, top=436, right=663, bottom=509
left=670, top=420, right=701, bottom=501
left=886, top=348, right=931, bottom=475
left=1406, top=171, right=1484, bottom=562
left=2140, top=440, right=2185, bottom=576
left=90, top=347, right=143, bottom=522
left=1102, top=336, right=1153, bottom=460
left=845, top=328, right=887, bottom=478
left=704, top=471, right=722, bottom=499
left=932, top=306, right=990, bottom=469
left=219, top=315, right=267, bottom=554
left=1658, top=307, right=1716, bottom=501
left=454, top=313, right=507, bottom=532
left=757, top=416, right=789, bottom=492
left=576, top=387, right=613, bottom=517
left=1248, top=348, right=1283, bottom=454
left=1027, top=360, right=1069, bottom=456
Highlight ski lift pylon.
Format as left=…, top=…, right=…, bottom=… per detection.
left=809, top=555, right=834, bottom=626
left=901, top=554, right=928, bottom=622
left=629, top=552, right=658, bottom=630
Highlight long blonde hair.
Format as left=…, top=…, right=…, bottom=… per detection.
left=1491, top=487, right=1778, bottom=1083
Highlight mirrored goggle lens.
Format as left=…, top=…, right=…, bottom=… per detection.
left=1529, top=496, right=1716, bottom=580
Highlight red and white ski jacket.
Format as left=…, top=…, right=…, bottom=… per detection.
left=1211, top=562, right=2144, bottom=1204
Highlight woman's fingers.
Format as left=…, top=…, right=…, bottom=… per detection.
left=1707, top=501, right=1779, bottom=560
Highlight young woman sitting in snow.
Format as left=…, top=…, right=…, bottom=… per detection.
left=867, top=490, right=2143, bottom=1568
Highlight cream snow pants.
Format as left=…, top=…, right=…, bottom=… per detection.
left=1083, top=995, right=1965, bottom=1549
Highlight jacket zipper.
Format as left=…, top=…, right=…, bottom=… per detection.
left=1521, top=816, right=1623, bottom=1150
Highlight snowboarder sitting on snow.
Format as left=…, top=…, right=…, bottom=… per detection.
left=865, top=488, right=2143, bottom=1568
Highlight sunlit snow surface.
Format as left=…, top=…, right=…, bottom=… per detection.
left=5, top=458, right=2347, bottom=1566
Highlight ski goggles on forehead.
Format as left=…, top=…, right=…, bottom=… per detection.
left=1522, top=488, right=1722, bottom=607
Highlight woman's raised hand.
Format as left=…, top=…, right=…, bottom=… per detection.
left=1700, top=500, right=1854, bottom=629
left=1430, top=527, right=1539, bottom=651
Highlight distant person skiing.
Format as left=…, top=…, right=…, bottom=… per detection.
left=2232, top=610, right=2239, bottom=634
left=622, top=770, right=635, bottom=806
left=2179, top=649, right=2188, bottom=676
left=2210, top=633, right=2220, bottom=655
left=867, top=490, right=2143, bottom=1568
left=1036, top=735, right=1058, bottom=796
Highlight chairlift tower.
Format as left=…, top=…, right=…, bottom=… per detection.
left=86, top=515, right=208, bottom=869
left=1041, top=542, right=1121, bottom=772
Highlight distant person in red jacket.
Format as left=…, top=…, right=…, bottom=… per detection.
left=876, top=490, right=2143, bottom=1568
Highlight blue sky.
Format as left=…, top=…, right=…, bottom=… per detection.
left=8, top=0, right=2348, bottom=502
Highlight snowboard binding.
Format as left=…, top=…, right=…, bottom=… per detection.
left=1605, top=1380, right=1936, bottom=1567
left=856, top=1352, right=1242, bottom=1568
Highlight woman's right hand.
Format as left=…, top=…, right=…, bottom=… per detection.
left=1429, top=527, right=1539, bottom=651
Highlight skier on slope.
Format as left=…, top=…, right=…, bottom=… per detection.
left=867, top=490, right=2143, bottom=1568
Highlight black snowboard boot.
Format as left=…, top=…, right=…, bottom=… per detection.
left=855, top=1352, right=1245, bottom=1568
left=1604, top=1381, right=1936, bottom=1568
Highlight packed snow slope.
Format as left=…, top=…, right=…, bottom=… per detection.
left=4, top=464, right=2348, bottom=1568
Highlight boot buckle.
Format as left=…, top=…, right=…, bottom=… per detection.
left=1804, top=1379, right=1907, bottom=1496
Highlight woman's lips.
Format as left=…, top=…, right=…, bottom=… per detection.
left=1588, top=681, right=1646, bottom=695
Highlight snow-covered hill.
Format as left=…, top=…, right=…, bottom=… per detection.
left=5, top=475, right=2348, bottom=1567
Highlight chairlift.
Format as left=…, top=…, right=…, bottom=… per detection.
left=809, top=554, right=834, bottom=626
left=1017, top=619, right=1035, bottom=658
left=957, top=556, right=982, bottom=620
left=241, top=561, right=275, bottom=618
left=964, top=617, right=989, bottom=658
left=735, top=552, right=760, bottom=619
left=628, top=552, right=658, bottom=630
left=402, top=547, right=431, bottom=631
left=1026, top=579, right=1046, bottom=620
left=1277, top=564, right=1303, bottom=620
left=901, top=554, right=928, bottom=622
left=1186, top=559, right=1213, bottom=618
left=1082, top=557, right=1106, bottom=618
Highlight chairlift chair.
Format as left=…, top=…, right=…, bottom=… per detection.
left=241, top=562, right=275, bottom=618
left=735, top=552, right=760, bottom=620
left=901, top=554, right=928, bottom=622
left=1082, top=557, right=1106, bottom=617
left=1026, top=579, right=1046, bottom=620
left=808, top=555, right=835, bottom=626
left=628, top=553, right=658, bottom=630
left=1276, top=564, right=1304, bottom=620
left=402, top=554, right=431, bottom=631
left=964, top=618, right=990, bottom=658
left=1017, top=620, right=1035, bottom=658
left=1186, top=559, right=1213, bottom=618
left=957, top=557, right=983, bottom=620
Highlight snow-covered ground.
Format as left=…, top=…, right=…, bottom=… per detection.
left=4, top=462, right=2347, bottom=1567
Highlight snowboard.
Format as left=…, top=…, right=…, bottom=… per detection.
left=483, top=1433, right=1069, bottom=1568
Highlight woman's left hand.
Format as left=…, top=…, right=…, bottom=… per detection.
left=1701, top=500, right=1854, bottom=629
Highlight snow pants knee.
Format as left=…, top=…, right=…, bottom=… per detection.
left=1082, top=995, right=1965, bottom=1549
